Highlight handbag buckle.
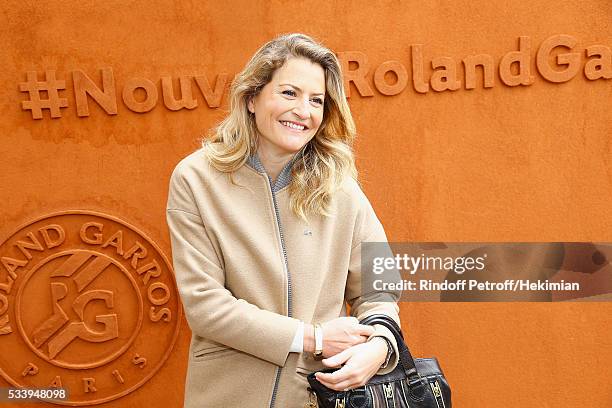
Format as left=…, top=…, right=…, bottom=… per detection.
left=335, top=396, right=345, bottom=408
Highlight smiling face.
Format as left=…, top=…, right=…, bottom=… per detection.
left=248, top=57, right=326, bottom=159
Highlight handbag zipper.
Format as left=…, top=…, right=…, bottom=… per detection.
left=267, top=174, right=293, bottom=408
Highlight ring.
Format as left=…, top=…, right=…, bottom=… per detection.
left=343, top=387, right=350, bottom=392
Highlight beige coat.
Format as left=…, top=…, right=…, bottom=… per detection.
left=166, top=149, right=400, bottom=408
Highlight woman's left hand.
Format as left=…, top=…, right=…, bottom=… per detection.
left=315, top=337, right=388, bottom=391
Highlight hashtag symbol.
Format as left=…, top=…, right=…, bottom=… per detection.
left=19, top=70, right=68, bottom=119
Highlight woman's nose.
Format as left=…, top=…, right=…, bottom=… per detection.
left=291, top=98, right=311, bottom=119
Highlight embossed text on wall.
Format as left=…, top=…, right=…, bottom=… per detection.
left=18, top=34, right=611, bottom=120
left=340, top=34, right=611, bottom=97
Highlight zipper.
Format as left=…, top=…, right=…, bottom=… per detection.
left=269, top=175, right=293, bottom=317
left=267, top=174, right=293, bottom=408
left=269, top=369, right=282, bottom=408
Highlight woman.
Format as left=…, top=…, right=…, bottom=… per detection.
left=166, top=33, right=401, bottom=408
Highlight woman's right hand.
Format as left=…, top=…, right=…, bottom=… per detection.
left=305, top=317, right=375, bottom=357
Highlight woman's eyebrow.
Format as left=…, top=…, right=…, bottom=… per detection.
left=279, top=83, right=325, bottom=96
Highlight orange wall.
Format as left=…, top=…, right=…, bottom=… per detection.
left=1, top=1, right=610, bottom=407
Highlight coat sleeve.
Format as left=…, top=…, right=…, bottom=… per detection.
left=166, top=166, right=300, bottom=367
left=345, top=184, right=402, bottom=376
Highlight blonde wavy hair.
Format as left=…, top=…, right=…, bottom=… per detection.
left=202, top=33, right=357, bottom=220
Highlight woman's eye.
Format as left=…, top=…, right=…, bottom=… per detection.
left=311, top=97, right=323, bottom=105
left=282, top=90, right=296, bottom=97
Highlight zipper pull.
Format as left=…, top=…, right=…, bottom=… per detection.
left=430, top=380, right=446, bottom=407
left=383, top=383, right=396, bottom=408
left=383, top=383, right=394, bottom=399
left=304, top=388, right=317, bottom=408
left=431, top=381, right=441, bottom=398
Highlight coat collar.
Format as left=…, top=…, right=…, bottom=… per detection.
left=246, top=151, right=302, bottom=193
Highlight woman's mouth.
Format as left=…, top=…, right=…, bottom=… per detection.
left=279, top=121, right=308, bottom=131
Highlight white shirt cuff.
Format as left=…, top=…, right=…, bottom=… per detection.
left=289, top=321, right=304, bottom=353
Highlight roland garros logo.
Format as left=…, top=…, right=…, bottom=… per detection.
left=0, top=211, right=181, bottom=405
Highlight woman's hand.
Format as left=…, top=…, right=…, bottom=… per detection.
left=304, top=317, right=375, bottom=357
left=319, top=317, right=375, bottom=357
left=314, top=337, right=388, bottom=391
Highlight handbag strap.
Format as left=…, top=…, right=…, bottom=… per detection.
left=360, top=314, right=420, bottom=380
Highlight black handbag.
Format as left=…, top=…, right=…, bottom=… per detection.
left=306, top=314, right=451, bottom=408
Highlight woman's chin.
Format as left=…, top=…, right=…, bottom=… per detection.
left=283, top=135, right=315, bottom=153
left=259, top=132, right=315, bottom=156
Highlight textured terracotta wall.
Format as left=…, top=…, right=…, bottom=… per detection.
left=1, top=1, right=610, bottom=407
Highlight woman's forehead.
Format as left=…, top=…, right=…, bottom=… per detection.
left=271, top=57, right=326, bottom=93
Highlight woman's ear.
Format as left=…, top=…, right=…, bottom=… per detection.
left=247, top=97, right=255, bottom=114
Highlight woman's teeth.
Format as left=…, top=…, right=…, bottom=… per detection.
left=280, top=121, right=305, bottom=130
